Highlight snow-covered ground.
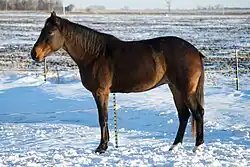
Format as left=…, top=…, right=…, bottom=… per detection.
left=0, top=12, right=249, bottom=166
left=0, top=71, right=250, bottom=166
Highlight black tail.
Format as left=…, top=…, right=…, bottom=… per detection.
left=196, top=53, right=205, bottom=106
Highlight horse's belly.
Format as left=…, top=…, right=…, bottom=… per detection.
left=112, top=56, right=167, bottom=93
left=112, top=75, right=167, bottom=93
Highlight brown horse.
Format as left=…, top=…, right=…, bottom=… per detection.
left=31, top=12, right=205, bottom=153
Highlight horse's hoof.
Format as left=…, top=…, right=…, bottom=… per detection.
left=95, top=144, right=108, bottom=154
left=193, top=143, right=205, bottom=152
left=95, top=148, right=106, bottom=154
left=169, top=145, right=177, bottom=151
left=169, top=143, right=182, bottom=151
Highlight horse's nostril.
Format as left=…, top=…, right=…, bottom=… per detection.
left=31, top=49, right=36, bottom=60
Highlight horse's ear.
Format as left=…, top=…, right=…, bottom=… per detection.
left=51, top=11, right=56, bottom=17
left=50, top=11, right=60, bottom=27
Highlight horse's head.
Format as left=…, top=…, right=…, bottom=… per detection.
left=31, top=11, right=64, bottom=62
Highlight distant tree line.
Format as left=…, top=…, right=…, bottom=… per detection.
left=85, top=5, right=106, bottom=12
left=0, top=0, right=63, bottom=11
left=197, top=4, right=224, bottom=10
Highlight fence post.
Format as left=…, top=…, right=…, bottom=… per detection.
left=235, top=49, right=239, bottom=91
left=44, top=58, right=47, bottom=81
left=56, top=66, right=60, bottom=83
left=113, top=93, right=118, bottom=148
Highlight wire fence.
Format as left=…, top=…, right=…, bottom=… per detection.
left=0, top=47, right=249, bottom=90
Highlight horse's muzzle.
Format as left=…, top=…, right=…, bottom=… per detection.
left=31, top=47, right=42, bottom=62
left=31, top=48, right=37, bottom=60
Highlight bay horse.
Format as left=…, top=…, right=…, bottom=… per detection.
left=31, top=12, right=205, bottom=153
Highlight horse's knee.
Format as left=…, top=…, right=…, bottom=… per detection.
left=194, top=105, right=204, bottom=120
left=192, top=110, right=204, bottom=122
left=198, top=103, right=204, bottom=116
left=99, top=120, right=109, bottom=130
left=178, top=110, right=190, bottom=121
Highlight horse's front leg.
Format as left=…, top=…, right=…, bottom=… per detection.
left=93, top=89, right=110, bottom=154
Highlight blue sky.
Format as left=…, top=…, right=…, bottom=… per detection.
left=62, top=0, right=250, bottom=9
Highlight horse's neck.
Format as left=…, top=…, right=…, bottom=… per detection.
left=62, top=22, right=105, bottom=67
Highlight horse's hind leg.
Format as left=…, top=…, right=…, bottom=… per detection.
left=169, top=85, right=190, bottom=150
left=185, top=93, right=204, bottom=152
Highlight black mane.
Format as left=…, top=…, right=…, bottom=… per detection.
left=55, top=16, right=119, bottom=57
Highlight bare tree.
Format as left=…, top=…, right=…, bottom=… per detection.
left=38, top=0, right=63, bottom=11
left=38, top=0, right=47, bottom=10
left=65, top=4, right=75, bottom=11
left=0, top=0, right=63, bottom=11
left=0, top=0, right=6, bottom=10
left=52, top=0, right=63, bottom=11
left=7, top=0, right=15, bottom=10
left=27, top=0, right=38, bottom=10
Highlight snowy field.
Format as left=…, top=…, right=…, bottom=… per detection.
left=0, top=12, right=250, bottom=166
left=0, top=11, right=249, bottom=56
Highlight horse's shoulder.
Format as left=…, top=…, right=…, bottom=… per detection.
left=103, top=36, right=121, bottom=57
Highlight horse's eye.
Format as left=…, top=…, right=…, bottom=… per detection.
left=49, top=31, right=54, bottom=36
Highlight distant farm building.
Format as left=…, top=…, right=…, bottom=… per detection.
left=65, top=4, right=75, bottom=12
